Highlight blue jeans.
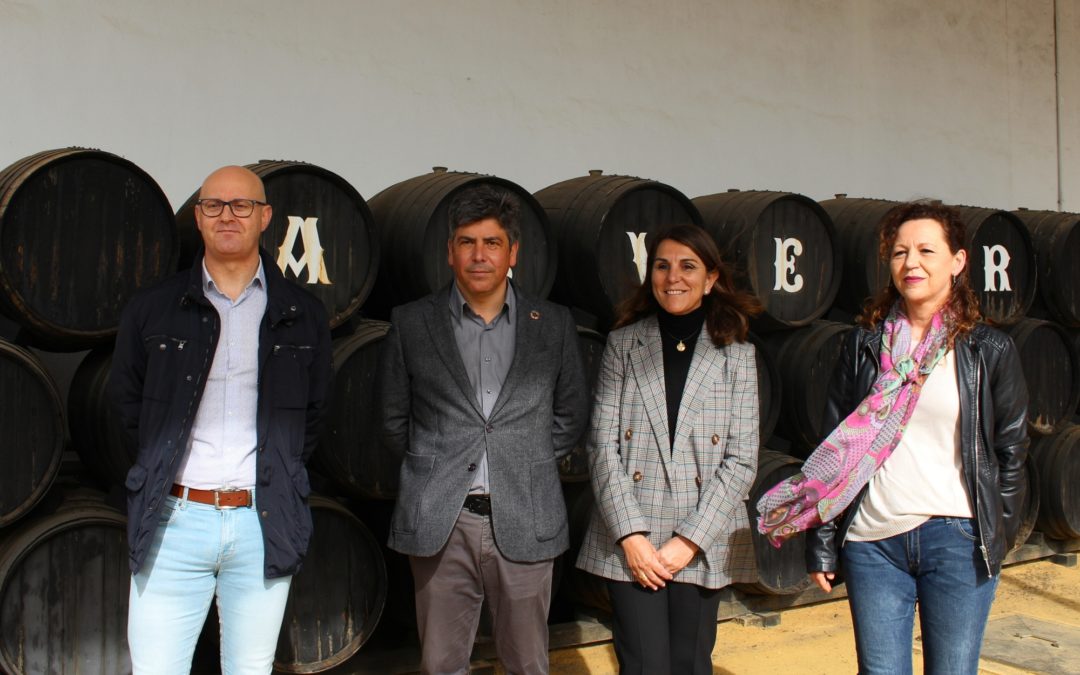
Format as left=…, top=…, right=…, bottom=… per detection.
left=128, top=493, right=292, bottom=675
left=841, top=517, right=999, bottom=675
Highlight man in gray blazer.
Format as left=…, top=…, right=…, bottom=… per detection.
left=378, top=185, right=588, bottom=675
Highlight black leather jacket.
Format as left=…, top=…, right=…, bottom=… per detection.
left=806, top=323, right=1029, bottom=577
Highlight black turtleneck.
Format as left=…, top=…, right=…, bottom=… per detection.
left=657, top=305, right=706, bottom=449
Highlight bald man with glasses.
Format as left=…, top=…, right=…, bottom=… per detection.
left=110, top=166, right=332, bottom=674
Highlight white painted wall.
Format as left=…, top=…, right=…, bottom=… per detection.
left=1058, top=0, right=1080, bottom=211
left=0, top=0, right=1073, bottom=210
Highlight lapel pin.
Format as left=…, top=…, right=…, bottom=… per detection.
left=530, top=310, right=540, bottom=320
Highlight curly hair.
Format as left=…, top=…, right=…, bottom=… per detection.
left=614, top=224, right=762, bottom=346
left=859, top=200, right=981, bottom=342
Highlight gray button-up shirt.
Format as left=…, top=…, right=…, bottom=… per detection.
left=449, top=282, right=516, bottom=494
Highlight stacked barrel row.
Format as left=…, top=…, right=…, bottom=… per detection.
left=0, top=150, right=390, bottom=674
left=1, top=146, right=1079, bottom=673
left=1007, top=208, right=1080, bottom=543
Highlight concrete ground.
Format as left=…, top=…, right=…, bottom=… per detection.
left=540, top=555, right=1080, bottom=675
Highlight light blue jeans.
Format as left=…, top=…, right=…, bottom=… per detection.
left=128, top=492, right=292, bottom=675
left=841, top=517, right=999, bottom=675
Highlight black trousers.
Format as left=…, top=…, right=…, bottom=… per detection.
left=606, top=579, right=724, bottom=675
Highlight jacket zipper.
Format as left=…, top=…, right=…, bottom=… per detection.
left=970, top=341, right=992, bottom=576
left=145, top=335, right=187, bottom=350
left=836, top=332, right=879, bottom=550
left=273, top=344, right=312, bottom=354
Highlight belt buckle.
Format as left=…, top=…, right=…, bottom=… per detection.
left=214, top=488, right=243, bottom=510
left=465, top=495, right=491, bottom=517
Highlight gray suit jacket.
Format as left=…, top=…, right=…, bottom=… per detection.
left=379, top=283, right=589, bottom=562
left=575, top=316, right=759, bottom=588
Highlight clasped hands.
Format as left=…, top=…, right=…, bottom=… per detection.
left=620, top=533, right=699, bottom=590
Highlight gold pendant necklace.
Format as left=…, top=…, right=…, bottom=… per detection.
left=665, top=328, right=698, bottom=352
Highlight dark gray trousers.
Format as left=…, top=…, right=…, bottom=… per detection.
left=410, top=508, right=553, bottom=675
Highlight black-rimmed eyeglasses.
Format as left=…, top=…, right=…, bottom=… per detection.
left=196, top=198, right=266, bottom=218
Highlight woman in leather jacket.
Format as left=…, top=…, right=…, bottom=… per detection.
left=757, top=201, right=1028, bottom=674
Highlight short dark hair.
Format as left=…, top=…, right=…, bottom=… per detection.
left=614, top=223, right=762, bottom=346
left=447, top=185, right=522, bottom=245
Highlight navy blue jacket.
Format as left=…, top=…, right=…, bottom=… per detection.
left=109, top=248, right=332, bottom=578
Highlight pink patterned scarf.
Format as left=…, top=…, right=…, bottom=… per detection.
left=755, top=306, right=950, bottom=548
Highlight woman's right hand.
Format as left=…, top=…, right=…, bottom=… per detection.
left=620, top=533, right=673, bottom=590
left=810, top=571, right=835, bottom=593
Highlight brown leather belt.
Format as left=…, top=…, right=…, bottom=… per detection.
left=170, top=484, right=252, bottom=509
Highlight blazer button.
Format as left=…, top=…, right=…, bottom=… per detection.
left=695, top=475, right=703, bottom=487
left=467, top=463, right=477, bottom=472
left=632, top=471, right=643, bottom=482
left=485, top=424, right=494, bottom=433
left=711, top=433, right=720, bottom=445
left=624, top=429, right=633, bottom=441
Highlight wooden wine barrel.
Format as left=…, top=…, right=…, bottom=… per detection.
left=750, top=332, right=782, bottom=442
left=1013, top=455, right=1040, bottom=552
left=67, top=348, right=136, bottom=488
left=0, top=339, right=66, bottom=527
left=1074, top=329, right=1080, bottom=415
left=693, top=190, right=841, bottom=331
left=818, top=196, right=897, bottom=313
left=1013, top=208, right=1080, bottom=327
left=818, top=198, right=1037, bottom=325
left=951, top=205, right=1036, bottom=325
left=0, top=487, right=129, bottom=675
left=558, top=327, right=608, bottom=482
left=349, top=499, right=417, bottom=637
left=365, top=168, right=555, bottom=317
left=560, top=482, right=610, bottom=613
left=314, top=321, right=394, bottom=499
left=534, top=171, right=702, bottom=331
left=762, top=321, right=852, bottom=455
left=0, top=148, right=178, bottom=350
left=1005, top=319, right=1080, bottom=436
left=176, top=160, right=379, bottom=328
left=275, top=496, right=386, bottom=673
left=1031, top=424, right=1080, bottom=540
left=737, top=449, right=813, bottom=595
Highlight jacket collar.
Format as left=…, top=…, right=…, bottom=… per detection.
left=491, top=282, right=541, bottom=420
left=857, top=321, right=978, bottom=358
left=182, top=248, right=304, bottom=327
left=425, top=280, right=539, bottom=420
left=627, top=315, right=724, bottom=469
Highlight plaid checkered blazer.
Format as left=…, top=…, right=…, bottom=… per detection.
left=575, top=315, right=759, bottom=588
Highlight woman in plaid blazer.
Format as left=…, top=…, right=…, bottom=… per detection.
left=576, top=224, right=761, bottom=674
